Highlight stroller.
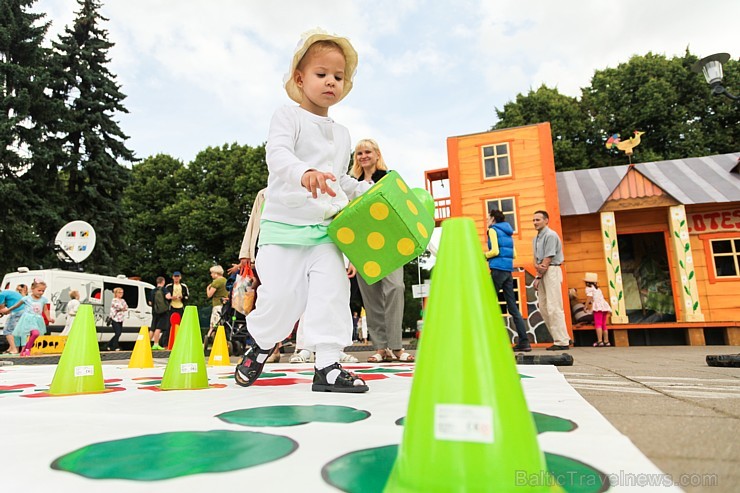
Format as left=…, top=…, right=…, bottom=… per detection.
left=203, top=270, right=255, bottom=356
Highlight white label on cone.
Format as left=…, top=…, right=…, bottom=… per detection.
left=180, top=363, right=198, bottom=374
left=74, top=366, right=95, bottom=377
left=214, top=355, right=223, bottom=361
left=137, top=334, right=144, bottom=340
left=434, top=404, right=493, bottom=443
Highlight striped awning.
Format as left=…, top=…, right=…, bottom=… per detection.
left=557, top=153, right=740, bottom=216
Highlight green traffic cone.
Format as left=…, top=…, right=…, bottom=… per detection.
left=49, top=304, right=105, bottom=395
left=160, top=306, right=209, bottom=390
left=384, top=218, right=563, bottom=492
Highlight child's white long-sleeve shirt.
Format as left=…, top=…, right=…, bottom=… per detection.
left=263, top=105, right=368, bottom=226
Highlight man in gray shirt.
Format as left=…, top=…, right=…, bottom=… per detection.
left=532, top=210, right=570, bottom=350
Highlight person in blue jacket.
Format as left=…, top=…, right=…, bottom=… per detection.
left=485, top=209, right=531, bottom=352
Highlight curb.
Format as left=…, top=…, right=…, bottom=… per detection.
left=515, top=353, right=574, bottom=366
left=706, top=354, right=740, bottom=367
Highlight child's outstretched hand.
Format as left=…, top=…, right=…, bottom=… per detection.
left=301, top=170, right=337, bottom=199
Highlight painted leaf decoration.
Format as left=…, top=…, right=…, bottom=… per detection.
left=693, top=301, right=699, bottom=311
left=688, top=271, right=694, bottom=280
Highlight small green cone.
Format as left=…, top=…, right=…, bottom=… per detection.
left=160, top=306, right=209, bottom=390
left=49, top=304, right=105, bottom=395
left=384, top=218, right=564, bottom=492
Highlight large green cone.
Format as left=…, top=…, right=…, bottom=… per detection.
left=49, top=304, right=105, bottom=395
left=160, top=306, right=209, bottom=390
left=384, top=218, right=563, bottom=492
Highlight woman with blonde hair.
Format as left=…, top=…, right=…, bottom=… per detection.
left=352, top=139, right=414, bottom=362
left=106, top=287, right=128, bottom=351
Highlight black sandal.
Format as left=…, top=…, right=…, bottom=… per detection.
left=234, top=343, right=277, bottom=387
left=312, top=362, right=369, bottom=393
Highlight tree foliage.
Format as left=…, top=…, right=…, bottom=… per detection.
left=0, top=0, right=62, bottom=271
left=494, top=51, right=740, bottom=170
left=120, top=144, right=267, bottom=307
left=48, top=0, right=135, bottom=274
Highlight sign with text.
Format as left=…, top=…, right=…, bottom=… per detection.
left=412, top=284, right=430, bottom=299
left=687, top=208, right=740, bottom=234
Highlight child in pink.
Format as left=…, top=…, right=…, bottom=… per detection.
left=584, top=273, right=612, bottom=347
left=6, top=280, right=54, bottom=356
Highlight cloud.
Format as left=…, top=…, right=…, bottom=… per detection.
left=32, top=0, right=740, bottom=189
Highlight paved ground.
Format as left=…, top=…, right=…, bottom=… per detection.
left=555, top=346, right=740, bottom=493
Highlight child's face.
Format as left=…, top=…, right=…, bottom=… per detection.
left=32, top=285, right=46, bottom=298
left=295, top=46, right=346, bottom=116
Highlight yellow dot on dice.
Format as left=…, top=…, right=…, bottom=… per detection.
left=396, top=179, right=408, bottom=193
left=367, top=232, right=385, bottom=250
left=364, top=261, right=381, bottom=278
left=406, top=200, right=418, bottom=215
left=417, top=222, right=428, bottom=238
left=370, top=202, right=389, bottom=220
left=336, top=227, right=355, bottom=244
left=397, top=238, right=415, bottom=256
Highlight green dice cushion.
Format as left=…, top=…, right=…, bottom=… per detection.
left=329, top=171, right=435, bottom=284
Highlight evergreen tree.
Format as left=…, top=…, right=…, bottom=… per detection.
left=0, top=0, right=62, bottom=273
left=48, top=0, right=135, bottom=275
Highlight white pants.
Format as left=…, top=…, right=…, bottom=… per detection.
left=247, top=243, right=352, bottom=352
left=537, top=265, right=571, bottom=346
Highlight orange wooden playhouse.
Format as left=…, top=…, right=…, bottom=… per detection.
left=425, top=123, right=740, bottom=347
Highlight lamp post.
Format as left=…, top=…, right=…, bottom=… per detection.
left=691, top=52, right=738, bottom=101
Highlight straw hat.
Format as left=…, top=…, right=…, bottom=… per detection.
left=283, top=28, right=358, bottom=104
left=583, top=272, right=598, bottom=283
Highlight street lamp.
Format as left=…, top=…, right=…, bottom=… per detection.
left=691, top=52, right=738, bottom=101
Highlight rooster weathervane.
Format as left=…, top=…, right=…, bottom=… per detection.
left=605, top=131, right=645, bottom=165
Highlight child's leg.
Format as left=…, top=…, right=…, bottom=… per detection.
left=593, top=312, right=606, bottom=341
left=246, top=245, right=310, bottom=347
left=302, top=244, right=367, bottom=393
left=301, top=243, right=352, bottom=355
left=21, top=329, right=41, bottom=355
left=235, top=245, right=310, bottom=387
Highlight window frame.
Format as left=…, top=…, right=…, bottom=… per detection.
left=699, top=232, right=740, bottom=283
left=480, top=142, right=512, bottom=180
left=484, top=196, right=519, bottom=234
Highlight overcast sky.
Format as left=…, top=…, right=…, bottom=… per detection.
left=34, top=0, right=740, bottom=189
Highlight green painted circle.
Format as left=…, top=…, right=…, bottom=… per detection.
left=218, top=405, right=370, bottom=427
left=533, top=412, right=577, bottom=434
left=322, top=445, right=608, bottom=493
left=51, top=430, right=297, bottom=480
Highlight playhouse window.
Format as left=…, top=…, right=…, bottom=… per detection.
left=485, top=197, right=518, bottom=232
left=710, top=238, right=740, bottom=278
left=482, top=143, right=511, bottom=178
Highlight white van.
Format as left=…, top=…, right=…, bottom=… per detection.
left=1, top=268, right=153, bottom=345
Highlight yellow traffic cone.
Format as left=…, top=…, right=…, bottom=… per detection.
left=49, top=304, right=105, bottom=395
left=128, top=325, right=154, bottom=369
left=384, top=218, right=563, bottom=492
left=160, top=306, right=209, bottom=390
left=208, top=325, right=231, bottom=366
